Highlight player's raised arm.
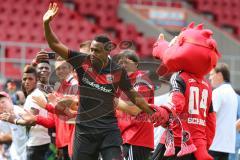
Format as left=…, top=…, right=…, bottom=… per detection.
left=43, top=2, right=68, bottom=59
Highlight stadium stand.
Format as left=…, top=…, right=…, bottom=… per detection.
left=190, top=0, right=240, bottom=40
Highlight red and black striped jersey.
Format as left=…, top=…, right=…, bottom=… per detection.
left=67, top=50, right=133, bottom=133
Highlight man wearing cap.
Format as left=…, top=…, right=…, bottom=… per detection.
left=0, top=91, right=28, bottom=160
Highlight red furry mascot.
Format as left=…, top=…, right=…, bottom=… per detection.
left=151, top=22, right=220, bottom=160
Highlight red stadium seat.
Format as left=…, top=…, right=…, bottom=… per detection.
left=171, top=2, right=182, bottom=8
left=76, top=0, right=96, bottom=16
left=6, top=47, right=22, bottom=59
left=126, top=0, right=137, bottom=5
left=98, top=12, right=119, bottom=29
left=196, top=0, right=214, bottom=13
left=26, top=48, right=42, bottom=60
left=3, top=62, right=22, bottom=79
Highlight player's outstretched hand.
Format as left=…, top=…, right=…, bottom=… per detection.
left=43, top=2, right=59, bottom=24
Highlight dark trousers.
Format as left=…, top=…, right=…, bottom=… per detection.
left=122, top=144, right=152, bottom=160
left=209, top=150, right=229, bottom=160
left=27, top=143, right=50, bottom=160
left=58, top=146, right=70, bottom=160
left=152, top=143, right=195, bottom=160
left=72, top=125, right=123, bottom=160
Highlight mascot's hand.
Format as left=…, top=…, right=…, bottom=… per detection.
left=150, top=104, right=170, bottom=127
left=152, top=33, right=169, bottom=60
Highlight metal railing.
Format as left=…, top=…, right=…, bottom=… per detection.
left=0, top=41, right=49, bottom=81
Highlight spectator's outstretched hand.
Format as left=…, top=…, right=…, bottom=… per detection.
left=32, top=95, right=47, bottom=109
left=55, top=98, right=77, bottom=118
left=43, top=2, right=59, bottom=24
left=0, top=112, right=16, bottom=124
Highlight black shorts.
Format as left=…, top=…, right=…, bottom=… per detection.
left=72, top=125, right=123, bottom=160
left=122, top=144, right=152, bottom=160
left=152, top=143, right=195, bottom=160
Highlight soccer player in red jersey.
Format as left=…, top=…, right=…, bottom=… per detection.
left=115, top=50, right=154, bottom=160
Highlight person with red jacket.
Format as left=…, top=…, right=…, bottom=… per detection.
left=32, top=57, right=78, bottom=160
left=115, top=50, right=155, bottom=160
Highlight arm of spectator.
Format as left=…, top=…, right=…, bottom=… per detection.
left=43, top=2, right=68, bottom=59
left=31, top=51, right=49, bottom=67
left=236, top=119, right=240, bottom=131
left=32, top=95, right=47, bottom=109
left=45, top=103, right=56, bottom=114
left=0, top=111, right=36, bottom=126
left=32, top=94, right=58, bottom=111
left=54, top=98, right=77, bottom=118
left=0, top=122, right=12, bottom=144
left=0, top=133, right=12, bottom=144
left=118, top=69, right=154, bottom=115
left=35, top=112, right=55, bottom=128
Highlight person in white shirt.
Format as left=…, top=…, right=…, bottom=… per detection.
left=5, top=61, right=52, bottom=160
left=209, top=63, right=238, bottom=160
left=0, top=91, right=28, bottom=160
left=23, top=60, right=52, bottom=160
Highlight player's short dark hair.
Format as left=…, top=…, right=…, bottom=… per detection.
left=23, top=65, right=37, bottom=76
left=118, top=49, right=139, bottom=63
left=94, top=35, right=110, bottom=44
left=214, top=62, right=230, bottom=83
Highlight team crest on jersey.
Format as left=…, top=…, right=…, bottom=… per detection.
left=106, top=74, right=114, bottom=83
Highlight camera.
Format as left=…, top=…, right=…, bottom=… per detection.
left=48, top=52, right=56, bottom=59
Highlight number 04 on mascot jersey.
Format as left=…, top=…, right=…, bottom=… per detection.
left=151, top=22, right=221, bottom=160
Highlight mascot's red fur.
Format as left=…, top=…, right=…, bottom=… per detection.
left=151, top=22, right=220, bottom=160
left=153, top=22, right=220, bottom=78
